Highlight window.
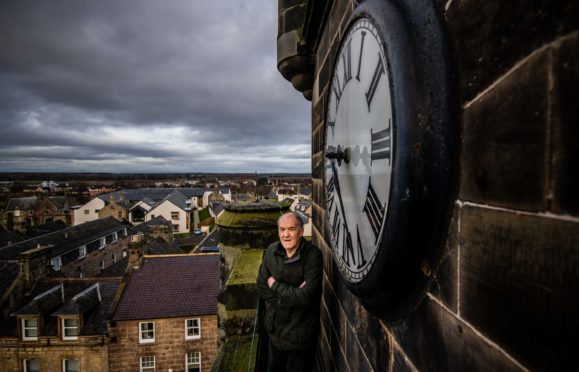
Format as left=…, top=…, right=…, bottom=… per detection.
left=62, top=359, right=79, bottom=372
left=78, top=246, right=86, bottom=258
left=139, top=322, right=155, bottom=343
left=171, top=211, right=179, bottom=220
left=118, top=211, right=123, bottom=219
left=99, top=259, right=105, bottom=271
left=185, top=318, right=201, bottom=340
left=24, top=359, right=40, bottom=372
left=186, top=352, right=201, bottom=372
left=51, top=257, right=62, bottom=271
left=112, top=253, right=117, bottom=263
left=173, top=224, right=179, bottom=232
left=84, top=209, right=90, bottom=215
left=62, top=318, right=79, bottom=340
left=22, top=318, right=38, bottom=340
left=140, top=356, right=155, bottom=372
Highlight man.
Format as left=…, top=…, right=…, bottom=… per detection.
left=256, top=212, right=323, bottom=372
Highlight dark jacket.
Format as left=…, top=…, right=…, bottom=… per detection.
left=256, top=238, right=323, bottom=350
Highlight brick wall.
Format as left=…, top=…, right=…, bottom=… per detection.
left=109, top=315, right=218, bottom=371
left=308, top=0, right=579, bottom=371
left=0, top=336, right=108, bottom=372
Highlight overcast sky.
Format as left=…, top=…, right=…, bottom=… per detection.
left=0, top=1, right=311, bottom=174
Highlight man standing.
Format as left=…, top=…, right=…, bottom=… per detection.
left=257, top=212, right=323, bottom=372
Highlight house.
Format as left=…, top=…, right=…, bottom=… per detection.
left=145, top=190, right=190, bottom=234
left=72, top=197, right=106, bottom=226
left=98, top=194, right=132, bottom=222
left=2, top=196, right=70, bottom=234
left=109, top=254, right=221, bottom=372
left=72, top=188, right=232, bottom=236
left=0, top=279, right=120, bottom=372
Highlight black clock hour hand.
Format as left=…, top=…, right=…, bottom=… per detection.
left=330, top=160, right=348, bottom=223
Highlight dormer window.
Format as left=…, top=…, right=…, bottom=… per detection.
left=22, top=318, right=38, bottom=341
left=62, top=318, right=79, bottom=340
left=78, top=246, right=86, bottom=258
left=51, top=256, right=62, bottom=271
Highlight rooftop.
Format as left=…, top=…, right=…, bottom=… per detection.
left=112, top=254, right=220, bottom=321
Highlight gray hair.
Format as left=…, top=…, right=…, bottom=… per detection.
left=277, top=211, right=304, bottom=228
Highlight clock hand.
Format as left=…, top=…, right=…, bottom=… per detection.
left=330, top=159, right=348, bottom=227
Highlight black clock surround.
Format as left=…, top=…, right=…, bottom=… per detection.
left=324, top=0, right=457, bottom=321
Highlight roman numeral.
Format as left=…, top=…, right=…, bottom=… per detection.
left=332, top=75, right=342, bottom=106
left=370, top=123, right=391, bottom=164
left=342, top=39, right=352, bottom=88
left=326, top=174, right=335, bottom=211
left=341, top=229, right=354, bottom=267
left=363, top=180, right=385, bottom=242
left=332, top=209, right=341, bottom=244
left=356, top=31, right=366, bottom=81
left=355, top=225, right=367, bottom=269
left=365, top=55, right=385, bottom=111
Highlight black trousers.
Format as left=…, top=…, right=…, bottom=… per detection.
left=267, top=340, right=316, bottom=372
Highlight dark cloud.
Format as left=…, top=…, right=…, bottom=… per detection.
left=0, top=0, right=310, bottom=173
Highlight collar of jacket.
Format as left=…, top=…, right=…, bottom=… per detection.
left=274, top=238, right=305, bottom=264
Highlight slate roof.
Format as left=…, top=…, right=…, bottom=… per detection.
left=6, top=197, right=37, bottom=211
left=0, top=261, right=20, bottom=297
left=25, top=220, right=67, bottom=239
left=146, top=237, right=182, bottom=255
left=0, top=225, right=20, bottom=248
left=97, top=257, right=128, bottom=277
left=160, top=189, right=188, bottom=210
left=99, top=187, right=230, bottom=205
left=0, top=217, right=128, bottom=260
left=5, top=279, right=120, bottom=337
left=112, top=254, right=220, bottom=321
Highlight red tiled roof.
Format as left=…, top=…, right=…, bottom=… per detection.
left=112, top=255, right=220, bottom=321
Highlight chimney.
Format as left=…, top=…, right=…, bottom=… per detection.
left=128, top=233, right=145, bottom=270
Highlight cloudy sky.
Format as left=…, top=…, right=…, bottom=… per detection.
left=0, top=1, right=311, bottom=174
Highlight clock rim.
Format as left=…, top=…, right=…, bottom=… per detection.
left=324, top=17, right=394, bottom=282
left=323, top=0, right=458, bottom=321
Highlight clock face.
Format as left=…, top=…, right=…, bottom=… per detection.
left=325, top=17, right=393, bottom=283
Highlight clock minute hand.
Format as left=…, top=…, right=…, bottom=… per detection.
left=330, top=160, right=348, bottom=221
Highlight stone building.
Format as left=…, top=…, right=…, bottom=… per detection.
left=108, top=254, right=220, bottom=372
left=2, top=196, right=70, bottom=234
left=277, top=0, right=579, bottom=371
left=0, top=279, right=120, bottom=372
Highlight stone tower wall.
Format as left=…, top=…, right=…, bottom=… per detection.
left=297, top=1, right=579, bottom=370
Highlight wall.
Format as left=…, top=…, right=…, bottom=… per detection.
left=108, top=315, right=218, bottom=372
left=0, top=336, right=109, bottom=372
left=73, top=198, right=105, bottom=226
left=296, top=0, right=579, bottom=371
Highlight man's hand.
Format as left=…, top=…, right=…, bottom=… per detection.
left=267, top=276, right=276, bottom=288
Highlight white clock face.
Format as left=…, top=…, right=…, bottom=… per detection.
left=325, top=17, right=393, bottom=283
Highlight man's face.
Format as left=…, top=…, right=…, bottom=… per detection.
left=278, top=214, right=304, bottom=253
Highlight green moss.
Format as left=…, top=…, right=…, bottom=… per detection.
left=217, top=210, right=281, bottom=228
left=227, top=249, right=263, bottom=286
